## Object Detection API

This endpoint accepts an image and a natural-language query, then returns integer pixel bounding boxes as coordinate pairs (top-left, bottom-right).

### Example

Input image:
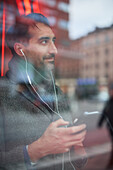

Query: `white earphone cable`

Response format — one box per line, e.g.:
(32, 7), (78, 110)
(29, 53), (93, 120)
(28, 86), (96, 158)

(21, 49), (75, 170)
(20, 49), (63, 119)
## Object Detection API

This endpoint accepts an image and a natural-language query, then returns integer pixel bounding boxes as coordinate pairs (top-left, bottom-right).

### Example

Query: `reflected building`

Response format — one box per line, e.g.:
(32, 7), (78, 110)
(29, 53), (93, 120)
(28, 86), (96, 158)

(72, 25), (113, 86)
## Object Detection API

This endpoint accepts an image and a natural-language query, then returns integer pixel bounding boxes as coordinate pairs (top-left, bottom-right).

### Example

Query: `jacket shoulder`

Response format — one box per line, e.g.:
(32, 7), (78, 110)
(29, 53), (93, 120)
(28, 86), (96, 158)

(0, 77), (16, 99)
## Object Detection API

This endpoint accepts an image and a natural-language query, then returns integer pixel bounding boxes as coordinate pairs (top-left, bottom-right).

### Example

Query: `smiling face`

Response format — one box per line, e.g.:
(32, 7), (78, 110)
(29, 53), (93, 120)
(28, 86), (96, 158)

(22, 22), (57, 73)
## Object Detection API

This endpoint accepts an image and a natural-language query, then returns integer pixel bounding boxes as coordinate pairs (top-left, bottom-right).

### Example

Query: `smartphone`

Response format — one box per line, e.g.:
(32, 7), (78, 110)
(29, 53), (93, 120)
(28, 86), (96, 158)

(67, 118), (84, 127)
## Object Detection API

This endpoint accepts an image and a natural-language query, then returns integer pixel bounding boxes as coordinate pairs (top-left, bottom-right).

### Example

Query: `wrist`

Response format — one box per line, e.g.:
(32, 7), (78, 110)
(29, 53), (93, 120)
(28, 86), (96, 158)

(28, 138), (48, 162)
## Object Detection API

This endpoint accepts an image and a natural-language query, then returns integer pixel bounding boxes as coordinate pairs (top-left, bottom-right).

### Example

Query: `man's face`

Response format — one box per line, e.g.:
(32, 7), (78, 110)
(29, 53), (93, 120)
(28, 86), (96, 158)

(22, 22), (57, 72)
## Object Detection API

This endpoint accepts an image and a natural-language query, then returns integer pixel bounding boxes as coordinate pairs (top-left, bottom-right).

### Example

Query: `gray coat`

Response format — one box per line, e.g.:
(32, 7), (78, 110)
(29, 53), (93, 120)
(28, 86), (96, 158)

(0, 54), (87, 170)
(0, 77), (87, 170)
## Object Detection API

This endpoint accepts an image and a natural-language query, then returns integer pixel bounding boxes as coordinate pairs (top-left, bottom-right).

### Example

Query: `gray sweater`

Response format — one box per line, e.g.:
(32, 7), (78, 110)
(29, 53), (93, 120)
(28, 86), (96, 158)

(0, 57), (87, 169)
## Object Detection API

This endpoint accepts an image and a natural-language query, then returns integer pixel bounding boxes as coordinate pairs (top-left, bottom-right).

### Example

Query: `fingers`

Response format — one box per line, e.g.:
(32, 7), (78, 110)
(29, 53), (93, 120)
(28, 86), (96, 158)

(65, 124), (86, 135)
(52, 119), (69, 127)
(63, 131), (86, 148)
(65, 130), (86, 144)
(69, 130), (86, 142)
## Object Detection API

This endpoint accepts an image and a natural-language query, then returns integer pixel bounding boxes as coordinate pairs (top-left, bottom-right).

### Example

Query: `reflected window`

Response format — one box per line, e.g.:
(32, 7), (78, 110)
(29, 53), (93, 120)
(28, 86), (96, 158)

(58, 2), (69, 12)
(96, 37), (100, 45)
(105, 61), (109, 68)
(41, 0), (56, 7)
(61, 40), (70, 46)
(95, 50), (99, 56)
(82, 40), (89, 47)
(58, 19), (68, 30)
(105, 35), (110, 42)
(105, 73), (108, 79)
(48, 16), (56, 26)
(105, 48), (109, 55)
(95, 63), (99, 69)
(86, 65), (89, 70)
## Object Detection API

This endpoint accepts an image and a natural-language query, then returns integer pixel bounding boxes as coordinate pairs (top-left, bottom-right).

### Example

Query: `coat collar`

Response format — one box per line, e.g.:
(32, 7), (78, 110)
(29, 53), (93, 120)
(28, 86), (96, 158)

(16, 83), (55, 121)
(6, 55), (57, 120)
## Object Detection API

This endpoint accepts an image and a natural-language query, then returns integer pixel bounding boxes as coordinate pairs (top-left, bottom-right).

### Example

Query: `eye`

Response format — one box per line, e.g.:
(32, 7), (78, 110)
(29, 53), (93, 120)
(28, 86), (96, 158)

(41, 40), (48, 44)
(53, 39), (56, 44)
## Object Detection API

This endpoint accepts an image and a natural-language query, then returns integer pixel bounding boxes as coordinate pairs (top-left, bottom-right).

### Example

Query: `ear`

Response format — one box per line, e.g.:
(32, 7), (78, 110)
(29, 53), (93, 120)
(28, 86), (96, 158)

(14, 43), (24, 56)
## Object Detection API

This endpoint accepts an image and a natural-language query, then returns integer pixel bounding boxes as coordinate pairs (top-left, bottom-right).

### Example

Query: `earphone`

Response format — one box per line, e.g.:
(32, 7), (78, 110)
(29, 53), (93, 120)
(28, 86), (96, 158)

(20, 49), (32, 85)
(20, 48), (24, 55)
(20, 49), (63, 118)
(20, 48), (76, 170)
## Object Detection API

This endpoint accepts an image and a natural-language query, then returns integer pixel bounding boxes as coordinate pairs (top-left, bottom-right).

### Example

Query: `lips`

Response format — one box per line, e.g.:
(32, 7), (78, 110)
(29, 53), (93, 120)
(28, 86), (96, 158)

(43, 54), (55, 60)
(45, 59), (54, 65)
(43, 55), (55, 63)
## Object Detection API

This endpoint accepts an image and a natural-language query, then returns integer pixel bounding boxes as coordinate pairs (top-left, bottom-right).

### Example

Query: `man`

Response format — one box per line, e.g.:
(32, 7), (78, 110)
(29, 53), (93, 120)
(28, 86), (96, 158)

(0, 13), (87, 170)
(98, 83), (113, 169)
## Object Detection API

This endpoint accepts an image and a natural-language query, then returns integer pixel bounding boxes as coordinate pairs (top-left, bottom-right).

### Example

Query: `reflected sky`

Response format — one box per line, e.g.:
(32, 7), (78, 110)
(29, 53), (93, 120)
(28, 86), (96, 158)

(69, 0), (113, 39)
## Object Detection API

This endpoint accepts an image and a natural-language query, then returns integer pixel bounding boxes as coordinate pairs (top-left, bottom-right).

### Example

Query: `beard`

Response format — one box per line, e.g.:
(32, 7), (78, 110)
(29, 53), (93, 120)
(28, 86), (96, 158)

(27, 54), (55, 81)
(43, 54), (55, 72)
(45, 61), (55, 71)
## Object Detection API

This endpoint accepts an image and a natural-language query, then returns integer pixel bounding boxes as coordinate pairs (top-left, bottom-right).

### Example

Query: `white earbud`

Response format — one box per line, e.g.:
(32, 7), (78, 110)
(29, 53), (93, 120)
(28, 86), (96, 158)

(20, 49), (25, 56)
(20, 49), (31, 85)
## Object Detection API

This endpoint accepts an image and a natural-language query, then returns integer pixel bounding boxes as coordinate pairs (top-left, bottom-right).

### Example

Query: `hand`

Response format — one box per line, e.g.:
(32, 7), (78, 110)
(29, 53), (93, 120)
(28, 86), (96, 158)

(73, 142), (87, 157)
(28, 119), (86, 162)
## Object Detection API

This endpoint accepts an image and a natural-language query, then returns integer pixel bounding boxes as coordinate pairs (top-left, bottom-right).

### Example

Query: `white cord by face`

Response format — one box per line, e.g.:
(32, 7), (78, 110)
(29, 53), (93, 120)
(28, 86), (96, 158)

(20, 49), (75, 170)
(20, 49), (63, 119)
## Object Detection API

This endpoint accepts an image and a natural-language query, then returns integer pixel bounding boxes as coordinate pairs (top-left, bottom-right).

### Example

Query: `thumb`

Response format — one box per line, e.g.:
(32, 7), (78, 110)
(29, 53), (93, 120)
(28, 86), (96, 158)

(53, 119), (69, 127)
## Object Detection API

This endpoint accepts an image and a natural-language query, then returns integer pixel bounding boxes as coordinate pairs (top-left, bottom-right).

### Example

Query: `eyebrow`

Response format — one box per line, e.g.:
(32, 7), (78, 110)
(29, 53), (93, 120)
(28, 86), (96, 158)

(39, 36), (56, 41)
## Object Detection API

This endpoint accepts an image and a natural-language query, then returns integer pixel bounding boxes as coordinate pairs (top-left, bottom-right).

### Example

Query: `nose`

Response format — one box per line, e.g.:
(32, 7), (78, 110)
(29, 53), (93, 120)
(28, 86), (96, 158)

(49, 42), (58, 55)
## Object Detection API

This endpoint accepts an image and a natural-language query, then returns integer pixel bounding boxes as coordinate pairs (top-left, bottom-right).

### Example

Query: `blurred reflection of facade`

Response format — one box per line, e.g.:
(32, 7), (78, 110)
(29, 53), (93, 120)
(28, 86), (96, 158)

(39, 0), (69, 46)
(72, 25), (113, 87)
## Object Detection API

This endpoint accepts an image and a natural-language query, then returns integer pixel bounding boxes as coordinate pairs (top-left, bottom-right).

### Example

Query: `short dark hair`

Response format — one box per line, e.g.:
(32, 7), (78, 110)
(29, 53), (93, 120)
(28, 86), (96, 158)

(6, 13), (50, 55)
